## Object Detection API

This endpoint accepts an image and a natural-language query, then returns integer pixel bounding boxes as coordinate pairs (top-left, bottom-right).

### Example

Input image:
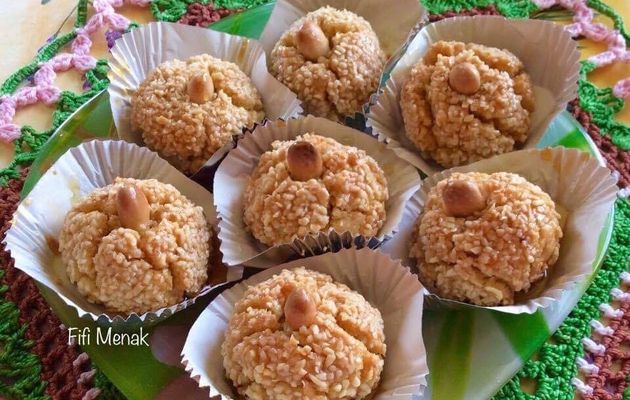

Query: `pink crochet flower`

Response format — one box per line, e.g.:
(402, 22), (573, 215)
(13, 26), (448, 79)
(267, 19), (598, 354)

(0, 0), (148, 144)
(533, 0), (630, 99)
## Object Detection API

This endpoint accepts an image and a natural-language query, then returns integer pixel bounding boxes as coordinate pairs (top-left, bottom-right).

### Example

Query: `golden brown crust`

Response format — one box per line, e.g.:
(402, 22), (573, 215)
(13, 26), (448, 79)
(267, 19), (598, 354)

(222, 267), (385, 399)
(131, 54), (264, 174)
(400, 41), (535, 168)
(409, 172), (562, 306)
(59, 178), (211, 314)
(270, 7), (385, 120)
(243, 134), (388, 246)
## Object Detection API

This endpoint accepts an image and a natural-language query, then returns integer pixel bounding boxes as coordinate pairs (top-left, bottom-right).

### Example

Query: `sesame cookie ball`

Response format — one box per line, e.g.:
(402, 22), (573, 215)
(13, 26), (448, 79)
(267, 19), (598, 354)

(400, 41), (535, 168)
(58, 178), (211, 314)
(222, 267), (386, 399)
(409, 172), (562, 306)
(270, 7), (386, 121)
(243, 134), (389, 246)
(131, 54), (264, 174)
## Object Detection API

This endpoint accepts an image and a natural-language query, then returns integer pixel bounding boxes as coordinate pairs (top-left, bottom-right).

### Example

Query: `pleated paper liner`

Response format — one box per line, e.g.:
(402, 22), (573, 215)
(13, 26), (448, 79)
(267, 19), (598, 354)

(108, 21), (303, 175)
(258, 0), (427, 62)
(4, 140), (243, 328)
(181, 247), (428, 399)
(382, 147), (617, 314)
(366, 16), (581, 175)
(213, 116), (422, 267)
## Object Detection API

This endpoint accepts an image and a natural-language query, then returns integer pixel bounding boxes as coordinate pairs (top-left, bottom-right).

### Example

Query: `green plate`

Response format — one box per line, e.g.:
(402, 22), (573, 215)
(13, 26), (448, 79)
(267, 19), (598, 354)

(22, 5), (614, 400)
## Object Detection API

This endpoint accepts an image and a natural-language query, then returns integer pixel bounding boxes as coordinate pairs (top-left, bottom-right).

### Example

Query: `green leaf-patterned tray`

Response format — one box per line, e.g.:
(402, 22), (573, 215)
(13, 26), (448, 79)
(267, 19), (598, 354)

(21, 5), (614, 400)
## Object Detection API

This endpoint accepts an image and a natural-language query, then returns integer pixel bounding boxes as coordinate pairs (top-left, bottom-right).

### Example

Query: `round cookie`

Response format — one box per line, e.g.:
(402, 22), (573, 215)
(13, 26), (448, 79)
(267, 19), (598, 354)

(409, 172), (562, 306)
(222, 267), (386, 399)
(243, 134), (389, 246)
(270, 6), (385, 121)
(131, 54), (264, 174)
(400, 41), (535, 168)
(59, 178), (211, 314)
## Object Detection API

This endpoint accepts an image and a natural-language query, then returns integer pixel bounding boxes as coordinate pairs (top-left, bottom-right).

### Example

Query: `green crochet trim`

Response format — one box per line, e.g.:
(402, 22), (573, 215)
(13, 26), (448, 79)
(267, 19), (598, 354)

(0, 0), (92, 185)
(150, 0), (268, 22)
(587, 0), (630, 42)
(579, 61), (630, 150)
(150, 0), (194, 21)
(0, 271), (48, 400)
(422, 0), (538, 18)
(0, 60), (110, 186)
(76, 0), (89, 27)
(0, 31), (76, 96)
(495, 198), (630, 400)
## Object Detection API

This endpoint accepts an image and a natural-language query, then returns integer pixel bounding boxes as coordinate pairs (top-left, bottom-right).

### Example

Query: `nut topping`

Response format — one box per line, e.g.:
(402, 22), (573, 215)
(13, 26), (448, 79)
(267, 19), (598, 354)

(187, 71), (214, 104)
(448, 62), (481, 95)
(442, 179), (486, 217)
(286, 141), (324, 181)
(296, 20), (330, 61)
(284, 287), (317, 330)
(117, 185), (150, 230)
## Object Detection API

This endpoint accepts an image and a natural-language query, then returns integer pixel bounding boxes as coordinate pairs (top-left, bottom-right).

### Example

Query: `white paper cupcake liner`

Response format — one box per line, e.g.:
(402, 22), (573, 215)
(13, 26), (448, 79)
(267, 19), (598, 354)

(381, 147), (617, 314)
(366, 16), (581, 175)
(213, 116), (422, 267)
(4, 140), (243, 327)
(258, 0), (427, 61)
(108, 21), (303, 173)
(181, 247), (428, 399)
